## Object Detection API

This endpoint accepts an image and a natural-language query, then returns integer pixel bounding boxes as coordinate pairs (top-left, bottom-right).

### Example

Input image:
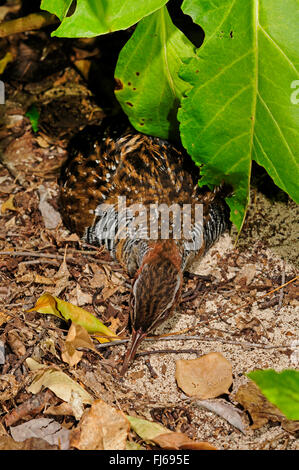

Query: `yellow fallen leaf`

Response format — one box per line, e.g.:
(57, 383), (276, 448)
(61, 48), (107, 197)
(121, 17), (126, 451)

(127, 415), (216, 450)
(126, 415), (169, 442)
(26, 358), (93, 404)
(1, 194), (18, 214)
(27, 293), (118, 343)
(175, 352), (233, 399)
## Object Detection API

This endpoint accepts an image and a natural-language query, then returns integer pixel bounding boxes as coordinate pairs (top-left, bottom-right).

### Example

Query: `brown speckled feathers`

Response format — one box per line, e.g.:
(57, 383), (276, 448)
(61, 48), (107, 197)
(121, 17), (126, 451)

(59, 118), (230, 374)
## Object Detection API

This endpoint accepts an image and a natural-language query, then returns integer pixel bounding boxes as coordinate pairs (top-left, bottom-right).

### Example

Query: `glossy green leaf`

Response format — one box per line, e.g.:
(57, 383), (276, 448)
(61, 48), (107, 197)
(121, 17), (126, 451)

(25, 105), (40, 133)
(248, 369), (299, 421)
(115, 6), (196, 139)
(42, 0), (168, 38)
(40, 0), (73, 21)
(179, 0), (299, 229)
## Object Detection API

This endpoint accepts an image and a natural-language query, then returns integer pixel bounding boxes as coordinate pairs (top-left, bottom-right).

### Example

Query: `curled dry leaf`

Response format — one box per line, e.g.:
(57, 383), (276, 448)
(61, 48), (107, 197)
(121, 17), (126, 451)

(38, 185), (62, 230)
(26, 358), (93, 405)
(27, 293), (118, 342)
(176, 352), (233, 399)
(193, 398), (246, 434)
(70, 399), (129, 450)
(61, 322), (100, 367)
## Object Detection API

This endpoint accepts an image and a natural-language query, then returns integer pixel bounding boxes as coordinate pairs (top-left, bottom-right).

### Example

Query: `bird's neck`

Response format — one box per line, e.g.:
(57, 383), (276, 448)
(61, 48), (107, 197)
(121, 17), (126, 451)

(138, 239), (182, 274)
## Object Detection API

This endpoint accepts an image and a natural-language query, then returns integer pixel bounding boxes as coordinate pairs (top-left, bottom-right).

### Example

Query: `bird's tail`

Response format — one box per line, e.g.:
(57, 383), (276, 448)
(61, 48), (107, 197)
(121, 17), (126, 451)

(119, 328), (147, 376)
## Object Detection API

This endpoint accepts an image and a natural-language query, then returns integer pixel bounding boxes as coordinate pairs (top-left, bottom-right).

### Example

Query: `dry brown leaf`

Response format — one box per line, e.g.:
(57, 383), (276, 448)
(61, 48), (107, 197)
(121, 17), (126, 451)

(7, 330), (26, 357)
(45, 393), (85, 421)
(34, 274), (55, 285)
(0, 435), (58, 450)
(61, 342), (83, 367)
(176, 352), (233, 399)
(153, 432), (217, 450)
(47, 258), (71, 296)
(10, 417), (70, 450)
(1, 194), (18, 214)
(75, 284), (93, 306)
(235, 381), (299, 431)
(61, 323), (99, 367)
(70, 399), (129, 450)
(44, 402), (74, 417)
(38, 185), (62, 230)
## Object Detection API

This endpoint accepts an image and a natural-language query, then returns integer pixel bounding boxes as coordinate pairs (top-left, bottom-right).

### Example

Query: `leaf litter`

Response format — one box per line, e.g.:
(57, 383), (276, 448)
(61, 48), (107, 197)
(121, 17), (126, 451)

(0, 9), (298, 451)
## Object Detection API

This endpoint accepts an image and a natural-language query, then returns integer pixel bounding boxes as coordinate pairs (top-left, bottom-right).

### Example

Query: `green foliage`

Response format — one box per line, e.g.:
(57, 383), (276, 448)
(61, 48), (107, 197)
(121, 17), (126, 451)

(178, 0), (299, 229)
(40, 0), (299, 230)
(248, 369), (299, 421)
(41, 0), (168, 37)
(40, 0), (73, 21)
(115, 6), (195, 140)
(25, 105), (40, 133)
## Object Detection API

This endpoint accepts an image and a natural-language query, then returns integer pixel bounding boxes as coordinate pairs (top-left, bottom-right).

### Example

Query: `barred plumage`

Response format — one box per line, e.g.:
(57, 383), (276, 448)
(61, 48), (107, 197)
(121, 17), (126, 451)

(59, 118), (231, 374)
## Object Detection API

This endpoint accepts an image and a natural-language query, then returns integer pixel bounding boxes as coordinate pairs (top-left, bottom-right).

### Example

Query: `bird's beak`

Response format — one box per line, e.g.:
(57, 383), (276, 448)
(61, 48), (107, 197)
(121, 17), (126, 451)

(119, 327), (147, 376)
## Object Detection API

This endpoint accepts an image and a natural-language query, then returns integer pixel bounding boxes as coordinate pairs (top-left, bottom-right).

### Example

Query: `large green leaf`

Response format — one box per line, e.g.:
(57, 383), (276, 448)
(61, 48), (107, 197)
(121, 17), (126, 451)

(41, 0), (168, 38)
(115, 6), (196, 139)
(248, 369), (299, 421)
(178, 0), (299, 229)
(41, 0), (73, 21)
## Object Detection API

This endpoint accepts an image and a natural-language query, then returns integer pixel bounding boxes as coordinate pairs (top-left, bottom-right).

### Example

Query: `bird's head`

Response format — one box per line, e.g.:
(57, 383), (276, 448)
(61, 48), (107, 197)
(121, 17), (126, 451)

(120, 240), (182, 375)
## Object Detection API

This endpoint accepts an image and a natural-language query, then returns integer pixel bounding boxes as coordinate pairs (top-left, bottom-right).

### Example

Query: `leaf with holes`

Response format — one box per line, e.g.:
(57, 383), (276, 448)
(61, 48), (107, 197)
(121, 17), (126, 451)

(41, 0), (168, 38)
(178, 0), (299, 230)
(115, 5), (196, 140)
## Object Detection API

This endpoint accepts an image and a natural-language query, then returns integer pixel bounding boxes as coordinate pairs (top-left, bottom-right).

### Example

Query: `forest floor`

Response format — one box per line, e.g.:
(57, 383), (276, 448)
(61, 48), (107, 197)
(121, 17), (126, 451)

(0, 5), (298, 451)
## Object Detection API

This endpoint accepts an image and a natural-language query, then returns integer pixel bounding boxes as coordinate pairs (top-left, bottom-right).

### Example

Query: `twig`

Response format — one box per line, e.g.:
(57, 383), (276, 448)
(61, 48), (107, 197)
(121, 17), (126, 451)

(0, 250), (113, 265)
(138, 348), (200, 357)
(0, 12), (58, 37)
(277, 261), (286, 312)
(95, 334), (292, 350)
(144, 358), (158, 378)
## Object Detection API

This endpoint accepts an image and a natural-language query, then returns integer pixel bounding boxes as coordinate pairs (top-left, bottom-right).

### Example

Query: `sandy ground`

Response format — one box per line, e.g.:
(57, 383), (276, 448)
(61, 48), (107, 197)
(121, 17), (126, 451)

(70, 192), (299, 450)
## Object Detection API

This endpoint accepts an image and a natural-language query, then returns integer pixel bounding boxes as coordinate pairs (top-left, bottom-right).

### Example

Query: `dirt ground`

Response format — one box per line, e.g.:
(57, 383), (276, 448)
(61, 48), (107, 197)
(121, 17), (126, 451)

(0, 7), (298, 451)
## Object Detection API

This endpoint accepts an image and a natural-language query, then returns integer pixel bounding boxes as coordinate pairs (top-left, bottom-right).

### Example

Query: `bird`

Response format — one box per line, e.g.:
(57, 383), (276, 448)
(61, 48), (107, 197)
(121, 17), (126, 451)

(58, 117), (231, 375)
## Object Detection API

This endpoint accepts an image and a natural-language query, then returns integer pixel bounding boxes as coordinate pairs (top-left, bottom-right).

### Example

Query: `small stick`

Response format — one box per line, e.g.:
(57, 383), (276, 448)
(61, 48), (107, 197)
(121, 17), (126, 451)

(95, 334), (291, 350)
(0, 12), (58, 37)
(144, 358), (158, 378)
(277, 261), (286, 312)
(0, 250), (113, 265)
(138, 348), (200, 357)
